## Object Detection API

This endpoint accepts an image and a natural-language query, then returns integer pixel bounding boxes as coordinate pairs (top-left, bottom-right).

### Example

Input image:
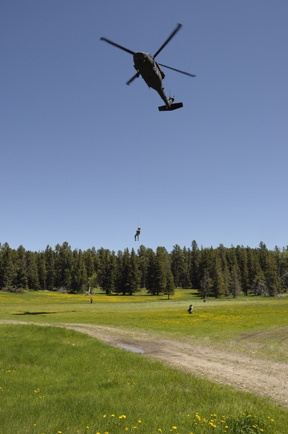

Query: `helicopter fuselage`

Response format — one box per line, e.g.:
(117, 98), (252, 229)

(133, 52), (170, 107)
(133, 53), (164, 89)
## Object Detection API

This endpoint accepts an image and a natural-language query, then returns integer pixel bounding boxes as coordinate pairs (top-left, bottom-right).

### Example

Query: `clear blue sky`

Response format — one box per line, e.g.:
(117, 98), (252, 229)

(1, 0), (288, 252)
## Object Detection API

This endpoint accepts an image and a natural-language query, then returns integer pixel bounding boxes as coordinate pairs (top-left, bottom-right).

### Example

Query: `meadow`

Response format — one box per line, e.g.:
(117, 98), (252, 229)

(0, 289), (288, 433)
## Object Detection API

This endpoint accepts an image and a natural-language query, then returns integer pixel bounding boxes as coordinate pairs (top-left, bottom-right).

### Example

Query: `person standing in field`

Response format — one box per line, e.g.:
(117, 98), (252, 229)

(188, 304), (194, 314)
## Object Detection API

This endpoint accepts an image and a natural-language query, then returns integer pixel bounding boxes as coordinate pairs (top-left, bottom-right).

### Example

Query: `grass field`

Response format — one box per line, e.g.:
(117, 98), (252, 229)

(1, 289), (287, 361)
(0, 290), (288, 433)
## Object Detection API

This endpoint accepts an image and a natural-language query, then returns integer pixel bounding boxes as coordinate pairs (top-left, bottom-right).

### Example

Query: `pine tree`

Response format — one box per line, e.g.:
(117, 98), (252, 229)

(26, 251), (40, 290)
(217, 244), (230, 295)
(0, 243), (16, 288)
(236, 246), (249, 295)
(190, 240), (200, 288)
(229, 262), (242, 298)
(164, 265), (175, 299)
(128, 249), (141, 295)
(258, 242), (281, 295)
(54, 242), (73, 291)
(137, 245), (149, 289)
(88, 272), (98, 292)
(199, 268), (213, 300)
(264, 252), (282, 295)
(145, 249), (157, 295)
(37, 252), (47, 290)
(97, 248), (116, 295)
(71, 249), (88, 293)
(170, 244), (190, 288)
(83, 248), (96, 279)
(279, 247), (288, 289)
(182, 246), (192, 287)
(15, 245), (28, 289)
(44, 245), (55, 291)
(147, 247), (173, 296)
(211, 253), (225, 298)
(115, 248), (140, 295)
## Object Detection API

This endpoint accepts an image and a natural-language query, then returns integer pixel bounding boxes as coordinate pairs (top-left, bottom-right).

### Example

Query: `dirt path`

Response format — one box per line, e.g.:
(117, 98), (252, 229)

(1, 320), (288, 408)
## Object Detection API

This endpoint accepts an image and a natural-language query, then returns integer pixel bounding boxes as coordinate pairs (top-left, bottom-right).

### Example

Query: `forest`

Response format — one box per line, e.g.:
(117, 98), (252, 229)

(1, 241), (288, 298)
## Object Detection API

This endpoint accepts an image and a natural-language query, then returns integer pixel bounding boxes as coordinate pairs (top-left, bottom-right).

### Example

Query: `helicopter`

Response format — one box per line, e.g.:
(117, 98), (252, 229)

(100, 23), (196, 111)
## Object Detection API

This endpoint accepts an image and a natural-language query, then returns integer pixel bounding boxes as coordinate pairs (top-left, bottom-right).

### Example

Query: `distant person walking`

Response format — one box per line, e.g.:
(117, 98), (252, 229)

(188, 304), (194, 314)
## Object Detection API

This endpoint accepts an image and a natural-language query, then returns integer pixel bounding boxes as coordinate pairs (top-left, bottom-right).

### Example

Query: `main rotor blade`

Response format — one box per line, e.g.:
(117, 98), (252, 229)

(158, 63), (196, 77)
(153, 23), (182, 58)
(100, 37), (135, 55)
(126, 72), (140, 85)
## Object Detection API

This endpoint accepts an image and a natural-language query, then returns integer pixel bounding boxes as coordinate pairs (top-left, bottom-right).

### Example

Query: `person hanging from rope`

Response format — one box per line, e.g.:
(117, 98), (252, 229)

(134, 227), (141, 241)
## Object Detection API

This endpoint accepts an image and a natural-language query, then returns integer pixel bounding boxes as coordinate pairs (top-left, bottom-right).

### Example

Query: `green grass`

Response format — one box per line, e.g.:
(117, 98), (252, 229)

(0, 325), (286, 434)
(0, 290), (288, 433)
(1, 290), (288, 361)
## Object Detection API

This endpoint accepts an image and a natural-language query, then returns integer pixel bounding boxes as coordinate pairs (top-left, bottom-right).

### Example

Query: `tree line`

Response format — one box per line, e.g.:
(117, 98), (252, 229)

(1, 241), (288, 297)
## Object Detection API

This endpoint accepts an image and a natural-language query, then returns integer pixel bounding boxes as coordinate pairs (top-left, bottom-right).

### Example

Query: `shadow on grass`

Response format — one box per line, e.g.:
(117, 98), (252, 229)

(13, 311), (58, 315)
(13, 311), (76, 316)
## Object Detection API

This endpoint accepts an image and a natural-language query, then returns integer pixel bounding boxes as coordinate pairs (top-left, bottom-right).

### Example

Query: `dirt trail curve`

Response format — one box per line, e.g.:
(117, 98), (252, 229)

(1, 320), (288, 408)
